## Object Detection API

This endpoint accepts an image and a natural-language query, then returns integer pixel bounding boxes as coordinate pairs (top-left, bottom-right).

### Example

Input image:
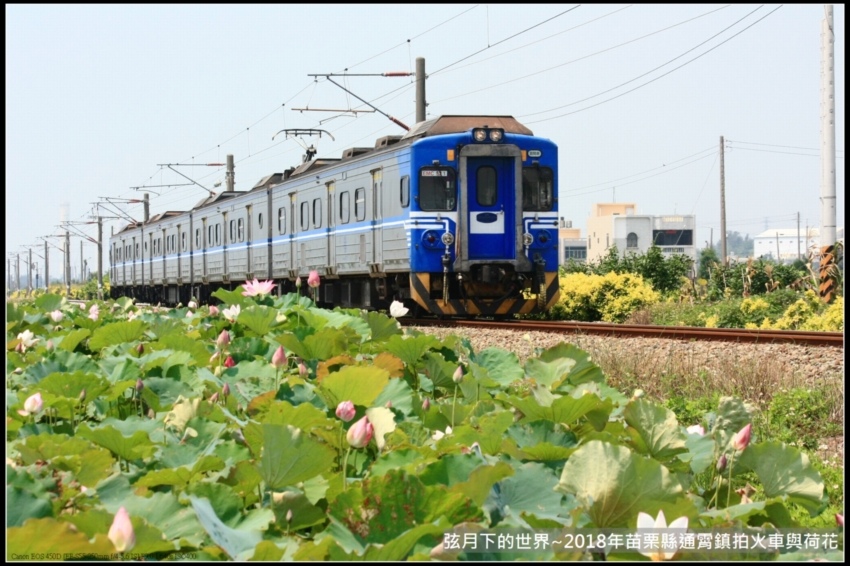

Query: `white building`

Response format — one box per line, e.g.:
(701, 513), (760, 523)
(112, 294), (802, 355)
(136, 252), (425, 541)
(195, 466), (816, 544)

(753, 227), (844, 263)
(586, 203), (697, 264)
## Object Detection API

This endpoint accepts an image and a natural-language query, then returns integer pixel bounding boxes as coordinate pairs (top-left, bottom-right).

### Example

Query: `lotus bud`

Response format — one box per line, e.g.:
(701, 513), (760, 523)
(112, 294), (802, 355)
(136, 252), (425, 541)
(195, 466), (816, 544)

(224, 355), (236, 369)
(216, 330), (231, 349)
(222, 382), (231, 398)
(108, 506), (136, 553)
(78, 389), (87, 403)
(298, 360), (308, 377)
(307, 270), (320, 288)
(209, 392), (220, 404)
(731, 423), (752, 451)
(209, 351), (220, 364)
(46, 339), (54, 352)
(136, 343), (144, 355)
(147, 408), (155, 419)
(209, 305), (220, 316)
(836, 513), (844, 527)
(272, 345), (287, 369)
(452, 366), (463, 384)
(286, 509), (293, 524)
(346, 416), (373, 449)
(21, 392), (44, 416)
(716, 454), (727, 472)
(50, 310), (64, 323)
(135, 378), (144, 393)
(335, 400), (355, 422)
(422, 397), (431, 411)
(214, 366), (222, 377)
(385, 400), (393, 408)
(188, 300), (197, 310)
(631, 389), (645, 400)
(295, 277), (302, 289)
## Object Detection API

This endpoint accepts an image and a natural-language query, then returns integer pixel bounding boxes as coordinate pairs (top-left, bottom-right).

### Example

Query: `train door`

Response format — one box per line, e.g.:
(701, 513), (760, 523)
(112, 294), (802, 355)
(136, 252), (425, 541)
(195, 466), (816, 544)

(245, 205), (253, 277)
(371, 169), (382, 270)
(465, 156), (516, 260)
(326, 182), (335, 273)
(288, 192), (297, 277)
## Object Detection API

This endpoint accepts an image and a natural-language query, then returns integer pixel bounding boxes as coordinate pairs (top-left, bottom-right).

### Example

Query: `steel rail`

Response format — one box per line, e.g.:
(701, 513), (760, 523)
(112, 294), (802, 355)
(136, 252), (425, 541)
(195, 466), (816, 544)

(402, 318), (845, 348)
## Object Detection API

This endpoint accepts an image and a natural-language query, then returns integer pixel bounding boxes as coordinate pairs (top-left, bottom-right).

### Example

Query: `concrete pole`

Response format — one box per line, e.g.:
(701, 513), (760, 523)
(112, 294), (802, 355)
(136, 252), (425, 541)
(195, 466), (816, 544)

(820, 5), (836, 248)
(28, 248), (33, 296)
(719, 136), (727, 265)
(65, 230), (71, 297)
(44, 239), (49, 290)
(416, 57), (426, 123)
(226, 154), (235, 192)
(98, 216), (103, 299)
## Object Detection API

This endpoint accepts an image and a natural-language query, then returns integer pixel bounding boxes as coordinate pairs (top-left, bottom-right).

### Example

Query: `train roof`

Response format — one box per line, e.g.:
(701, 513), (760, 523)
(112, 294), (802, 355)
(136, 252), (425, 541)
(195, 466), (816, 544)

(402, 115), (534, 139)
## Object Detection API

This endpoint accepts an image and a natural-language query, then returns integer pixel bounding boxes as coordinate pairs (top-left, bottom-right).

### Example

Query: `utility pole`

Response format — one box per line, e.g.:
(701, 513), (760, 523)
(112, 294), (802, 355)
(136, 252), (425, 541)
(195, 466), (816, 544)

(65, 230), (71, 297)
(80, 240), (84, 285)
(719, 136), (727, 265)
(144, 192), (150, 222)
(797, 212), (801, 261)
(16, 254), (21, 292)
(28, 247), (33, 296)
(44, 239), (49, 291)
(416, 57), (426, 123)
(97, 216), (103, 299)
(820, 5), (836, 249)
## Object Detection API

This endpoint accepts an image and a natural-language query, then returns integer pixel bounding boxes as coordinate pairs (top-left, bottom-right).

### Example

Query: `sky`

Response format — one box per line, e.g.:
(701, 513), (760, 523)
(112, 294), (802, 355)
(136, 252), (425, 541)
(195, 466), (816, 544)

(6, 4), (845, 285)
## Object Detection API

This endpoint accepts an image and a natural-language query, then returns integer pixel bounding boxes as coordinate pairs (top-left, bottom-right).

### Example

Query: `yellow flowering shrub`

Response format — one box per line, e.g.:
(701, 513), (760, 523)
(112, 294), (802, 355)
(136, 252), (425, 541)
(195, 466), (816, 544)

(800, 297), (844, 331)
(704, 315), (720, 328)
(773, 290), (825, 330)
(740, 297), (770, 315)
(557, 272), (659, 322)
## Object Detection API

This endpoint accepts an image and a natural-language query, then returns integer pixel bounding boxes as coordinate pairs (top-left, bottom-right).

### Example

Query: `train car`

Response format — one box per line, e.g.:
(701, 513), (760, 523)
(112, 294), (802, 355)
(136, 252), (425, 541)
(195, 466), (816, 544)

(110, 115), (559, 316)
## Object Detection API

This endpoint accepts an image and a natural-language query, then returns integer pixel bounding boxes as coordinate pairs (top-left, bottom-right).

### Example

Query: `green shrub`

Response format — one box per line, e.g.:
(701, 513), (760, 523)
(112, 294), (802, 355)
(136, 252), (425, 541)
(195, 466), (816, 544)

(763, 387), (842, 451)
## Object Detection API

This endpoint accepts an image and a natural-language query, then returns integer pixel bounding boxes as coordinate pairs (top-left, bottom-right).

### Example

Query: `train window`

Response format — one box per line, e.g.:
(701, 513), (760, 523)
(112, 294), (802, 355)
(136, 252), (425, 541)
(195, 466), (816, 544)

(419, 167), (456, 211)
(313, 199), (322, 228)
(229, 220), (235, 242)
(355, 188), (366, 221)
(300, 202), (309, 231)
(135, 244), (139, 257)
(400, 176), (409, 208)
(277, 207), (286, 234)
(237, 218), (244, 242)
(339, 191), (350, 224)
(258, 213), (263, 230)
(208, 226), (213, 245)
(181, 232), (186, 251)
(215, 224), (221, 246)
(476, 166), (497, 206)
(195, 228), (201, 248)
(522, 166), (554, 211)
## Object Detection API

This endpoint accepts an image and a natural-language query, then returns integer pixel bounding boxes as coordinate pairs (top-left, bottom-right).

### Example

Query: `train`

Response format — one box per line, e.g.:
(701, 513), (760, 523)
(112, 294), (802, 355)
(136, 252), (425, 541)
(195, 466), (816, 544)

(109, 115), (559, 317)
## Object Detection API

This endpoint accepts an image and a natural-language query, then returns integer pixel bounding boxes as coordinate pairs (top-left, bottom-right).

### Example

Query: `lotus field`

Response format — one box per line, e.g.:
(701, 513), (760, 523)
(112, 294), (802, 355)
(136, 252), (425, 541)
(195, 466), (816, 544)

(6, 280), (844, 561)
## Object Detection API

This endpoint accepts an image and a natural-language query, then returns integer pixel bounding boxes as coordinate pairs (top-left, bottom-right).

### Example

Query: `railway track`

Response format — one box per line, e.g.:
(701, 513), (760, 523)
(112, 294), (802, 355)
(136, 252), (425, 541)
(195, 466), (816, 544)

(402, 318), (845, 348)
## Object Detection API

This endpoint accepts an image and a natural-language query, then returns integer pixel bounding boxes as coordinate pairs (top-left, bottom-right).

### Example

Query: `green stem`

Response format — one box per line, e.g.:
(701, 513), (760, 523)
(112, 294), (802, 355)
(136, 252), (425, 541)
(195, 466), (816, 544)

(451, 385), (458, 429)
(726, 452), (736, 509)
(342, 447), (352, 492)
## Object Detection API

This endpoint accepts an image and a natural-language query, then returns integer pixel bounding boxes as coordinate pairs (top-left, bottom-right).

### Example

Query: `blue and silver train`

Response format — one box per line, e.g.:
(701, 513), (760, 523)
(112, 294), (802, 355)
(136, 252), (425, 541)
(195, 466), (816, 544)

(109, 115), (559, 316)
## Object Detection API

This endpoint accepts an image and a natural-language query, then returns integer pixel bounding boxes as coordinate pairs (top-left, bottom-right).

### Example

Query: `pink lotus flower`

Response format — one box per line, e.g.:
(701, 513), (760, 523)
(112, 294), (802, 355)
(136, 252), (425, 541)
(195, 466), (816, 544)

(50, 310), (64, 323)
(222, 382), (230, 397)
(346, 416), (373, 448)
(188, 300), (198, 309)
(216, 330), (231, 349)
(16, 329), (39, 352)
(224, 355), (236, 368)
(18, 392), (43, 416)
(242, 278), (276, 297)
(88, 304), (99, 321)
(271, 345), (287, 369)
(209, 305), (220, 316)
(636, 510), (689, 561)
(307, 270), (320, 288)
(222, 304), (241, 323)
(298, 360), (308, 377)
(731, 423), (752, 451)
(836, 513), (844, 527)
(686, 424), (705, 436)
(335, 400), (356, 422)
(108, 506), (136, 553)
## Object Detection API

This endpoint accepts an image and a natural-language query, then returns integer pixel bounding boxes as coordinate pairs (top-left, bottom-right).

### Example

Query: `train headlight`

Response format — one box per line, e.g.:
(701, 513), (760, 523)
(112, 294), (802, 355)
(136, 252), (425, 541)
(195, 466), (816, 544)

(441, 232), (455, 246)
(473, 129), (487, 142)
(523, 232), (534, 246)
(489, 129), (503, 142)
